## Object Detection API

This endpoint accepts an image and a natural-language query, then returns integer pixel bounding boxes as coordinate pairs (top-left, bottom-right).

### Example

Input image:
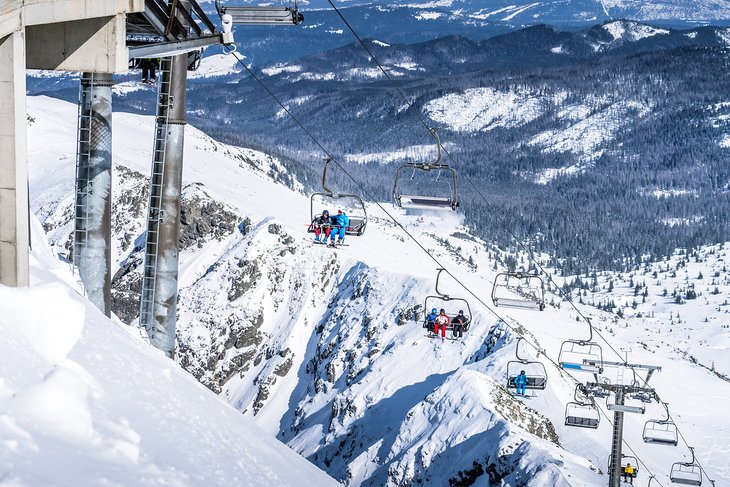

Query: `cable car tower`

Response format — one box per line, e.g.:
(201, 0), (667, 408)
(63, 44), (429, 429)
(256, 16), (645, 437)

(584, 358), (662, 487)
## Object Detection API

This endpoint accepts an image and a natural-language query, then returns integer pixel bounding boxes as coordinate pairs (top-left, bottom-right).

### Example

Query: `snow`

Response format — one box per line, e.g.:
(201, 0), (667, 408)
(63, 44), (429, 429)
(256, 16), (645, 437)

(529, 99), (651, 165)
(501, 2), (540, 21)
(188, 54), (242, 79)
(14, 94), (730, 486)
(640, 188), (699, 198)
(551, 45), (565, 54)
(424, 87), (566, 132)
(344, 143), (445, 164)
(261, 64), (303, 76)
(415, 11), (443, 20)
(602, 21), (669, 41)
(372, 40), (390, 47)
(0, 251), (338, 486)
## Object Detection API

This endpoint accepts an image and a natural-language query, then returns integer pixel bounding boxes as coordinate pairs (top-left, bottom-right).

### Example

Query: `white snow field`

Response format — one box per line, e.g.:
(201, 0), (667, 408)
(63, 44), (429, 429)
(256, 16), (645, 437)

(10, 94), (730, 486)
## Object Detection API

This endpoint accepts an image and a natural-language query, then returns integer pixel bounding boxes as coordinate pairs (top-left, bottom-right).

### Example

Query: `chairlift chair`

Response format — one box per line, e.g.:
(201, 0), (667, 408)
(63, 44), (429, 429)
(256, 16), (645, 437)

(609, 455), (639, 482)
(559, 320), (604, 375)
(393, 129), (459, 211)
(670, 447), (703, 486)
(491, 271), (545, 311)
(643, 402), (679, 446)
(506, 337), (547, 391)
(606, 391), (646, 414)
(308, 158), (367, 236)
(215, 0), (304, 25)
(421, 269), (472, 332)
(564, 385), (600, 429)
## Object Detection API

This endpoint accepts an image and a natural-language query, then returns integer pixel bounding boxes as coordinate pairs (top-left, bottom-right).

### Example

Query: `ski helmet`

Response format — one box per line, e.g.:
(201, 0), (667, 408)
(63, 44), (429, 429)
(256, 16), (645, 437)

(520, 370), (525, 374)
(431, 308), (437, 313)
(439, 308), (445, 313)
(458, 310), (464, 315)
(338, 209), (343, 214)
(323, 210), (329, 215)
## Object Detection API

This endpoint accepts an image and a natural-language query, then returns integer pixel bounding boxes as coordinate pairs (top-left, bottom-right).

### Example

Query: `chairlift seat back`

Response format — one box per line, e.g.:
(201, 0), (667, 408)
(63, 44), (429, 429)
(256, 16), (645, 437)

(565, 415), (599, 429)
(643, 421), (678, 445)
(670, 463), (702, 485)
(493, 297), (544, 311)
(507, 375), (546, 390)
(399, 195), (457, 211)
(607, 403), (645, 414)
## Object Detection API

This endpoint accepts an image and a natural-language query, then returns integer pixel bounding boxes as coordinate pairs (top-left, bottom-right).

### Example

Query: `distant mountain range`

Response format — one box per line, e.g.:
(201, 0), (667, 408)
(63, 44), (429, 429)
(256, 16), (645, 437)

(216, 0), (730, 63)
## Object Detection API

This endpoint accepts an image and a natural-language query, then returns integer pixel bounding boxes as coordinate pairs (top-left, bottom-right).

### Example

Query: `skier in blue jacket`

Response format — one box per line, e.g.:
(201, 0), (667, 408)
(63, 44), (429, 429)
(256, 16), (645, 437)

(425, 308), (438, 330)
(514, 370), (529, 396)
(329, 209), (349, 246)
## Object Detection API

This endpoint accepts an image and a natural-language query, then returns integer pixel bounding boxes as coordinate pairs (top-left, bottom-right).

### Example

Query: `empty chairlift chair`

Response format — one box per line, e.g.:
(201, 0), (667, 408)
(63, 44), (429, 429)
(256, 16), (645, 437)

(559, 319), (604, 376)
(506, 337), (547, 393)
(670, 447), (703, 486)
(643, 402), (679, 446)
(564, 385), (600, 429)
(215, 0), (304, 25)
(309, 158), (367, 237)
(393, 129), (459, 211)
(421, 268), (472, 333)
(491, 271), (546, 311)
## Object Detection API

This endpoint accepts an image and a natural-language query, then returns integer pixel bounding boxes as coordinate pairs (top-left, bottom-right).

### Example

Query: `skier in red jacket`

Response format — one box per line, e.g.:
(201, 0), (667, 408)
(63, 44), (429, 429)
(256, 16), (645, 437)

(433, 309), (450, 339)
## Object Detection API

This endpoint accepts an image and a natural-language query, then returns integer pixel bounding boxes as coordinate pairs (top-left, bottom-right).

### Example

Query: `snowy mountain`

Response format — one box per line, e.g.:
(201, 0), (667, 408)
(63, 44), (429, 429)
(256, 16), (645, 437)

(15, 95), (730, 485)
(216, 0), (730, 64)
(0, 230), (338, 484)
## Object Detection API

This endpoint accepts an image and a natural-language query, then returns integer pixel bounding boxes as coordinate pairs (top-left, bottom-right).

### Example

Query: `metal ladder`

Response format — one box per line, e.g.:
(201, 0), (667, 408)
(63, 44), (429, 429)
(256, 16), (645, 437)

(139, 58), (173, 330)
(73, 73), (94, 263)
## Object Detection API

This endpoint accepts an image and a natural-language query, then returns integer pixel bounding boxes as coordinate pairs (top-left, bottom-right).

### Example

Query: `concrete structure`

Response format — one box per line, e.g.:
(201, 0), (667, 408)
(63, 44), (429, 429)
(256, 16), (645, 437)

(0, 0), (142, 287)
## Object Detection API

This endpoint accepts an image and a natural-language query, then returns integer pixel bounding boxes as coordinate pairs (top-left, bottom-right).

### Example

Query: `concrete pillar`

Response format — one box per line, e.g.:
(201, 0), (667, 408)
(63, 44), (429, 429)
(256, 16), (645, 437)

(141, 54), (187, 358)
(74, 72), (113, 316)
(0, 30), (29, 287)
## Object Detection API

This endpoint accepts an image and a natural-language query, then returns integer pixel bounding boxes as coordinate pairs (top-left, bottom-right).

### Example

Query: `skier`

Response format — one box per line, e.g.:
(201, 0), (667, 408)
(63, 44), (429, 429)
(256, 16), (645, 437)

(433, 309), (450, 340)
(451, 310), (468, 339)
(514, 370), (529, 396)
(622, 464), (635, 484)
(140, 58), (159, 84)
(312, 210), (332, 243)
(329, 209), (349, 247)
(425, 307), (438, 331)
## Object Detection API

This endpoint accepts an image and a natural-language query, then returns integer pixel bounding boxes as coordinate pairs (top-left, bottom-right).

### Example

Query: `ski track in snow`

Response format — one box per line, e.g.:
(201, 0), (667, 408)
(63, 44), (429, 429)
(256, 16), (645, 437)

(10, 95), (730, 486)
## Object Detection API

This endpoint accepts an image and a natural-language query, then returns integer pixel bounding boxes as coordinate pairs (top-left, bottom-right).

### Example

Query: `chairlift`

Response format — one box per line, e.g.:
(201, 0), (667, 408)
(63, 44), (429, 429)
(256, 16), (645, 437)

(643, 402), (678, 446)
(393, 129), (459, 211)
(215, 0), (303, 25)
(606, 383), (647, 414)
(609, 455), (639, 482)
(506, 337), (547, 391)
(670, 447), (703, 486)
(491, 271), (545, 311)
(559, 319), (604, 375)
(420, 268), (472, 332)
(564, 385), (600, 429)
(308, 158), (367, 236)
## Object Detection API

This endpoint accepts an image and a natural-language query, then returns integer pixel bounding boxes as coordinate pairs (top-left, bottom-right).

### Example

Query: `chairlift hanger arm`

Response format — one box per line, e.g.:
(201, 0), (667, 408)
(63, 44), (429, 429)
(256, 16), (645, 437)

(216, 0), (304, 25)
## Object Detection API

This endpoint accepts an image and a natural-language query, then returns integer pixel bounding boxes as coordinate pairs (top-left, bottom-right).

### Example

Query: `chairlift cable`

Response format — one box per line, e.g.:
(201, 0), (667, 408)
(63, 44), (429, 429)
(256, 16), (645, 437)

(224, 46), (670, 484)
(326, 0), (628, 369)
(325, 2), (713, 478)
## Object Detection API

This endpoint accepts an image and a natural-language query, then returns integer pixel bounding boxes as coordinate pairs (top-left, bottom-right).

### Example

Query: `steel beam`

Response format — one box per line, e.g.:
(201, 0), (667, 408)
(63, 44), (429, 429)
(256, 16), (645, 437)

(74, 72), (113, 316)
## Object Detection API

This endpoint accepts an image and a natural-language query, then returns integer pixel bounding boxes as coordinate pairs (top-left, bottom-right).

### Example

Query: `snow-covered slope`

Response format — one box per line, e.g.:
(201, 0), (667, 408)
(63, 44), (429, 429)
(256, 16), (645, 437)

(0, 226), (338, 485)
(20, 95), (730, 486)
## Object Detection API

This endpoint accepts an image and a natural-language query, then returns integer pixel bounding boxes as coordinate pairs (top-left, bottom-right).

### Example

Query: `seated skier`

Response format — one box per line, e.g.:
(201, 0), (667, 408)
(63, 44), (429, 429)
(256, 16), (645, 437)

(514, 370), (529, 396)
(450, 310), (468, 339)
(312, 210), (331, 243)
(328, 209), (349, 247)
(425, 308), (438, 330)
